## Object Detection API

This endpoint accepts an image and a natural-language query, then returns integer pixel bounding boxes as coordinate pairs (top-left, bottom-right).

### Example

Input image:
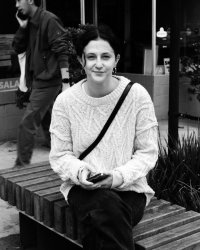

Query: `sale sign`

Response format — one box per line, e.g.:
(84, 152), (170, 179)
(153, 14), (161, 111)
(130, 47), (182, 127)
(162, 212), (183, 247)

(0, 78), (19, 92)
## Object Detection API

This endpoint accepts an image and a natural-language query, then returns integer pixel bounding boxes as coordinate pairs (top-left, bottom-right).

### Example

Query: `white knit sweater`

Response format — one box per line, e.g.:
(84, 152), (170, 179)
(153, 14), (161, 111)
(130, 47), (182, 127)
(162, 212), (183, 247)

(49, 76), (158, 206)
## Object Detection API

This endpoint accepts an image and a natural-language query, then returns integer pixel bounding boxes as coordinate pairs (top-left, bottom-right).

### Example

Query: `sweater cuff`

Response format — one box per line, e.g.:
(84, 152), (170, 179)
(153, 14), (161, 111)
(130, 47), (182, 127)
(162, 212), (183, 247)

(111, 170), (123, 189)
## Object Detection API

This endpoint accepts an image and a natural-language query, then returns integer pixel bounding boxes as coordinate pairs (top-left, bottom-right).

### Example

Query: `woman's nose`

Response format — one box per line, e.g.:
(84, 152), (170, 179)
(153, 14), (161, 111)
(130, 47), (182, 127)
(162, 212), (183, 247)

(95, 58), (103, 68)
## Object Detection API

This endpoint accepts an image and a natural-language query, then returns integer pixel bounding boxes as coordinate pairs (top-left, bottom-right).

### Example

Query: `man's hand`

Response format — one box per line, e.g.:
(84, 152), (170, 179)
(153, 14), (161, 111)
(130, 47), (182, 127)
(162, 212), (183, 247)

(16, 12), (28, 28)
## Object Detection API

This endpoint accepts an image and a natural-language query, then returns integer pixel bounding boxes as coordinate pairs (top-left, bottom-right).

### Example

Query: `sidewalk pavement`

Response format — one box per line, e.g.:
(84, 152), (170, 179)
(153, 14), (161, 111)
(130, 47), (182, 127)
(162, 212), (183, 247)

(0, 118), (199, 249)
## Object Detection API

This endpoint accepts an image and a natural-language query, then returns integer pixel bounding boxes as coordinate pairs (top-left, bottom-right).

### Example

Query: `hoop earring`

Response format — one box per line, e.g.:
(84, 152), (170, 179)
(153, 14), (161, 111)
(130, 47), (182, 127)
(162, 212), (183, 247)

(112, 67), (117, 74)
(81, 68), (86, 75)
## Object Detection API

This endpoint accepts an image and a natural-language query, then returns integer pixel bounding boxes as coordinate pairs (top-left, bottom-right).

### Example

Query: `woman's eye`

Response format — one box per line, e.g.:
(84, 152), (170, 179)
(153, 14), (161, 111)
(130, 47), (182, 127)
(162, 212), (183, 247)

(87, 56), (95, 60)
(102, 55), (110, 59)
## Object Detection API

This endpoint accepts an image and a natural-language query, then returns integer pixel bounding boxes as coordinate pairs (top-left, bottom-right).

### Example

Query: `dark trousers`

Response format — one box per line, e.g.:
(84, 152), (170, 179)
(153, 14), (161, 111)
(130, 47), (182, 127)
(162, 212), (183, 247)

(16, 85), (61, 166)
(68, 186), (146, 250)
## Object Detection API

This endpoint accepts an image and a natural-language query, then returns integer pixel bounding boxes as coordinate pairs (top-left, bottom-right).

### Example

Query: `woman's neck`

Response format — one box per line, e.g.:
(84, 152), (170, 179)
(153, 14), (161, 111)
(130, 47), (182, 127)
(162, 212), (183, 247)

(83, 76), (119, 98)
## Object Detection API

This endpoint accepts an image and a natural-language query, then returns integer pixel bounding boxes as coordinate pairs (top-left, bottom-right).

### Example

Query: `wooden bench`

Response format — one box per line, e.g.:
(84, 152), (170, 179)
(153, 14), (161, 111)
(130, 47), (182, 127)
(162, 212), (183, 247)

(1, 161), (200, 250)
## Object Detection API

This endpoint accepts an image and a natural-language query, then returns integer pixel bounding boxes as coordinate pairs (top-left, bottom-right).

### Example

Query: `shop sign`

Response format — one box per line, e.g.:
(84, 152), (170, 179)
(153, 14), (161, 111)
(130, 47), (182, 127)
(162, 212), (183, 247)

(0, 78), (19, 92)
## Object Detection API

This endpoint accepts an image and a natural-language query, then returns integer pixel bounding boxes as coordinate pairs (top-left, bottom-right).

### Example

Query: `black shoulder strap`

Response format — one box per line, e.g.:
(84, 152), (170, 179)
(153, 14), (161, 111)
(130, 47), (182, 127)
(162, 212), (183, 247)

(79, 81), (134, 160)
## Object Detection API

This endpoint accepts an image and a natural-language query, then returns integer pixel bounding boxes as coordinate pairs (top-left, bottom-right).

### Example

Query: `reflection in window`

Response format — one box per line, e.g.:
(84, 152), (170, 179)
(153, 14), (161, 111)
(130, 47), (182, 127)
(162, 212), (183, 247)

(156, 0), (200, 71)
(0, 2), (20, 79)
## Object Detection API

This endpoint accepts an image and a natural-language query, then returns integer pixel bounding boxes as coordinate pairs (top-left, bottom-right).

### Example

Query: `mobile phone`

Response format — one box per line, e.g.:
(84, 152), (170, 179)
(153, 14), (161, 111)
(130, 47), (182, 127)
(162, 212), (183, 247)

(17, 10), (28, 20)
(87, 173), (109, 184)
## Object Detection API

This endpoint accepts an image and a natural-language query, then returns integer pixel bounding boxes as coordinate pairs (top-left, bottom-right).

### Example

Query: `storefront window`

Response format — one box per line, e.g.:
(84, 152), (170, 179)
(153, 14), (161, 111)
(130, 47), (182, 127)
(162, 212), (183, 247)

(0, 1), (20, 84)
(156, 0), (200, 73)
(97, 0), (152, 74)
(46, 0), (81, 28)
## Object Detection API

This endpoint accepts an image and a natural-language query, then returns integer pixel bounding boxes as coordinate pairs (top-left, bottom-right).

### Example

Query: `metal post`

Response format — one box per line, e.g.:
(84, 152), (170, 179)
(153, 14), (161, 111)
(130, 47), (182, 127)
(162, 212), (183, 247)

(168, 0), (181, 148)
(80, 0), (85, 25)
(152, 0), (156, 76)
(93, 0), (98, 26)
(42, 0), (46, 9)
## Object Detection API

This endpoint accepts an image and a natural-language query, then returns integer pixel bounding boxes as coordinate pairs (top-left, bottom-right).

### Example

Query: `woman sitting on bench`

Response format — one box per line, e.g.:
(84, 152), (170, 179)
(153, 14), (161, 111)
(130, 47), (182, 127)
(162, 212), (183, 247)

(49, 25), (158, 250)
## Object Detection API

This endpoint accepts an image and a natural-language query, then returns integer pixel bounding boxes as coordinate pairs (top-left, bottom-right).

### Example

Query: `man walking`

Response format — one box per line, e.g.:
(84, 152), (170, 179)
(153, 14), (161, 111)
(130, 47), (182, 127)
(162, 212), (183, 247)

(13, 0), (70, 168)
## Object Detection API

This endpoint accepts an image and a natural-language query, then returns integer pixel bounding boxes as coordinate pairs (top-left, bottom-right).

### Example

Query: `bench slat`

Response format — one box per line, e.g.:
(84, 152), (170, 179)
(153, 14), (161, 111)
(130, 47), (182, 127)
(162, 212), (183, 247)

(16, 174), (59, 210)
(135, 219), (200, 250)
(139, 204), (185, 226)
(144, 199), (171, 214)
(152, 231), (200, 250)
(65, 206), (78, 240)
(133, 210), (200, 242)
(2, 169), (53, 201)
(54, 200), (68, 233)
(24, 180), (62, 216)
(33, 186), (61, 222)
(43, 193), (64, 228)
(7, 166), (51, 205)
(0, 164), (51, 200)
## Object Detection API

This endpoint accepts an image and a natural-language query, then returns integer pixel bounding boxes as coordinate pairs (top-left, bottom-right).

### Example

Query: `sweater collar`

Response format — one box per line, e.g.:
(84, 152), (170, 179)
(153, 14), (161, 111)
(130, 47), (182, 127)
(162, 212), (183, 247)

(72, 76), (131, 106)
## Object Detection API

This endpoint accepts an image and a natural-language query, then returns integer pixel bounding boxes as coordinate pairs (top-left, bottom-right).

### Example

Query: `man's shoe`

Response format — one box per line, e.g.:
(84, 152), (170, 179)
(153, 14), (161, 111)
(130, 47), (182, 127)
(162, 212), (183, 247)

(11, 164), (25, 170)
(12, 163), (30, 170)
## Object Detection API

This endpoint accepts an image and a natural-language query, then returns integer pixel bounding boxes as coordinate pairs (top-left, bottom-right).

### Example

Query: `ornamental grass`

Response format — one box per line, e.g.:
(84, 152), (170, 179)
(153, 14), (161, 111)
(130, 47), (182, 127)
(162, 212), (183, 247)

(149, 132), (200, 212)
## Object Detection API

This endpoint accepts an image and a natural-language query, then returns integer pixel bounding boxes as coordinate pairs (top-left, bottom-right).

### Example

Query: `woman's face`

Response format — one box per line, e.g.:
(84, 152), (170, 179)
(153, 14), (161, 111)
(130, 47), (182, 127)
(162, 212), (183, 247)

(81, 39), (119, 84)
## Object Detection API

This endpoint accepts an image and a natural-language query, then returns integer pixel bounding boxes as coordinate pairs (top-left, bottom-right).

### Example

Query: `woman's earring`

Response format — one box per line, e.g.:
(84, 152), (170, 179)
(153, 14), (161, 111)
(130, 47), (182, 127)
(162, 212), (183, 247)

(81, 68), (86, 75)
(112, 67), (117, 74)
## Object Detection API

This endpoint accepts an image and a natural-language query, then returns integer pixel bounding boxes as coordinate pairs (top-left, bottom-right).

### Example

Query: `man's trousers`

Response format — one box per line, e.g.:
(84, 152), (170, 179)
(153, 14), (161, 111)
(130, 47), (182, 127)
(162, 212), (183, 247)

(16, 85), (61, 166)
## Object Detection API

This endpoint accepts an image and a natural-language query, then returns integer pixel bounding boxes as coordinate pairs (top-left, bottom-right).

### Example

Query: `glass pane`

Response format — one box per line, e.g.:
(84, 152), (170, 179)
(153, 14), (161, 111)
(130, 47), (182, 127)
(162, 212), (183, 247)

(180, 0), (200, 57)
(97, 0), (152, 74)
(0, 1), (20, 80)
(46, 0), (81, 28)
(85, 0), (94, 24)
(156, 0), (170, 71)
(156, 0), (200, 71)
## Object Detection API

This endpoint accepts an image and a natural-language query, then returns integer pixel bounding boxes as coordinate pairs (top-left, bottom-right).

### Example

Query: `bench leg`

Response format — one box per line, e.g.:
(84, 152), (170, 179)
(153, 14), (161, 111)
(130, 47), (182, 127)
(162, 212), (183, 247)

(19, 212), (81, 250)
(37, 223), (81, 250)
(19, 212), (37, 249)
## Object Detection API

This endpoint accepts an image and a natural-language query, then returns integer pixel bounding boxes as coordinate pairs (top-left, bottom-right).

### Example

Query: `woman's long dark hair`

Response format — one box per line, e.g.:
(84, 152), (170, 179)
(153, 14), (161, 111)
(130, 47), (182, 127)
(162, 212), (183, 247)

(76, 25), (121, 58)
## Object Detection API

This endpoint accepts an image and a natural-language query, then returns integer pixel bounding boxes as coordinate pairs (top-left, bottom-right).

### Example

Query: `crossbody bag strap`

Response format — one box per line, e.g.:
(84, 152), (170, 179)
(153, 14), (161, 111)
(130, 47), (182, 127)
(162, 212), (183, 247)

(79, 81), (134, 160)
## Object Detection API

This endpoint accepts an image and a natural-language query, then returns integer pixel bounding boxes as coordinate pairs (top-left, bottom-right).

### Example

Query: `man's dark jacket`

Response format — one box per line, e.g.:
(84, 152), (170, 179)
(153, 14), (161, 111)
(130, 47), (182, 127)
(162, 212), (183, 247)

(12, 8), (68, 88)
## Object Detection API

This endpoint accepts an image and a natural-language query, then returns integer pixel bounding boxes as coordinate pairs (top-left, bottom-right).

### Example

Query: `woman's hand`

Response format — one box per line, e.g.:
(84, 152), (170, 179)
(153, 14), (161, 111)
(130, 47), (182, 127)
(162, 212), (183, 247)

(78, 168), (113, 190)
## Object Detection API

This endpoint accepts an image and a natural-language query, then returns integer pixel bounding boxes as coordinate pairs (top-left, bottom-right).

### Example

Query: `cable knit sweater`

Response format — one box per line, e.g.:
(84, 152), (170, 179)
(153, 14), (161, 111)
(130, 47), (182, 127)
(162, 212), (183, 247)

(49, 76), (158, 206)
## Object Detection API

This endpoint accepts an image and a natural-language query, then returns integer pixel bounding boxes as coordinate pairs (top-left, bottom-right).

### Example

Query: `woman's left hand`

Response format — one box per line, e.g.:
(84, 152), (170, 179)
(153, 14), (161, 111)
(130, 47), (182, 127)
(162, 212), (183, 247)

(94, 171), (113, 189)
(79, 169), (113, 190)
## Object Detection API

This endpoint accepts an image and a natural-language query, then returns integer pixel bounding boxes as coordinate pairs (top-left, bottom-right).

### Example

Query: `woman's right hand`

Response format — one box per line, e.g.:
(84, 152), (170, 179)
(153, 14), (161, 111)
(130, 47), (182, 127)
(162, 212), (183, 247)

(78, 166), (100, 190)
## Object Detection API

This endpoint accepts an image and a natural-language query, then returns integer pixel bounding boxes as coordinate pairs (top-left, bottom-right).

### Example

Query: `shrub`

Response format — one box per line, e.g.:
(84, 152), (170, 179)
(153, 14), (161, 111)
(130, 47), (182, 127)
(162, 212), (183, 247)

(63, 24), (94, 84)
(180, 42), (200, 102)
(149, 133), (200, 212)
